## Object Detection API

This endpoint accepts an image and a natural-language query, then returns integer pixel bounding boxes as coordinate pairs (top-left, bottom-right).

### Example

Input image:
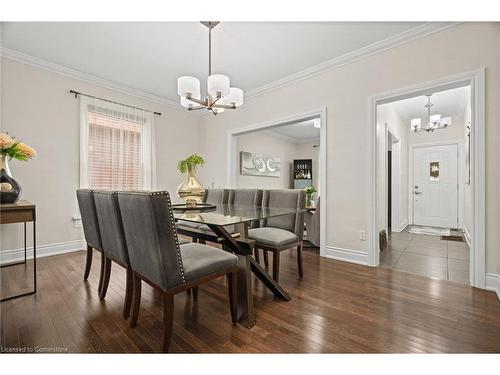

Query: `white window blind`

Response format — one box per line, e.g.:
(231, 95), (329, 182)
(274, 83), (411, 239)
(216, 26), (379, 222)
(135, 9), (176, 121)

(79, 96), (156, 190)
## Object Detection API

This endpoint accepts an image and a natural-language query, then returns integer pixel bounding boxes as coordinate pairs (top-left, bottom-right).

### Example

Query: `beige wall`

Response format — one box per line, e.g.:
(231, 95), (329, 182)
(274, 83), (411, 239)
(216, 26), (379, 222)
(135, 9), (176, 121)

(198, 23), (500, 274)
(235, 131), (296, 189)
(2, 23), (499, 281)
(0, 58), (200, 252)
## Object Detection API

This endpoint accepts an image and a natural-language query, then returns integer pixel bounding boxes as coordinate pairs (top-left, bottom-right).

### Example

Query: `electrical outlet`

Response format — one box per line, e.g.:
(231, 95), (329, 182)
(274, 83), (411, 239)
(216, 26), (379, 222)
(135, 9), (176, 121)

(72, 216), (82, 228)
(359, 230), (367, 241)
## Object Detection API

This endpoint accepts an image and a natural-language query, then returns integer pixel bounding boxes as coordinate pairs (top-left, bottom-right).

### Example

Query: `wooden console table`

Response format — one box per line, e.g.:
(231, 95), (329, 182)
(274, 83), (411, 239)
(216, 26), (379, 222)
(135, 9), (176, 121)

(0, 200), (36, 302)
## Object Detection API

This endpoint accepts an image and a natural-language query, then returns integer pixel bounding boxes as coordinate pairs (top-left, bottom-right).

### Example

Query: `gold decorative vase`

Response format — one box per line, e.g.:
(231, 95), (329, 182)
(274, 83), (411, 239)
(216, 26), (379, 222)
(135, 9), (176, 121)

(177, 167), (205, 207)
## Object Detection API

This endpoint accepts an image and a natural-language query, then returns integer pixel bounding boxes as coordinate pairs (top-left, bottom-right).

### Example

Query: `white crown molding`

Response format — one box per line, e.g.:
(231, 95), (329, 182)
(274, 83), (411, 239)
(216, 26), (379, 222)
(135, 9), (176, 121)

(245, 22), (461, 100)
(1, 22), (459, 112)
(263, 129), (320, 145)
(0, 46), (182, 110)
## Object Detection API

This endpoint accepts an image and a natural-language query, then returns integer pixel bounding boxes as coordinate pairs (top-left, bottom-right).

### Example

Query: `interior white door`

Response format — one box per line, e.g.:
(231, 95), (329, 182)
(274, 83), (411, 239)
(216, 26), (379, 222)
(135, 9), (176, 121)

(413, 143), (458, 228)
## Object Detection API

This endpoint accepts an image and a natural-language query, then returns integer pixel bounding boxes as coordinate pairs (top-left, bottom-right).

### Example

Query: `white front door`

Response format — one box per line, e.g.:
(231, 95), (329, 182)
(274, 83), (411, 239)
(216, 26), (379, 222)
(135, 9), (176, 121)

(412, 143), (458, 228)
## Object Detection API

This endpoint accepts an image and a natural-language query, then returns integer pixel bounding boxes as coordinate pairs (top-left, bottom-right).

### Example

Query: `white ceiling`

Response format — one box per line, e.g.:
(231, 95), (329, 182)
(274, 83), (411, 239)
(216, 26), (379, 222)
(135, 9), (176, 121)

(267, 119), (320, 143)
(1, 22), (425, 103)
(387, 85), (470, 123)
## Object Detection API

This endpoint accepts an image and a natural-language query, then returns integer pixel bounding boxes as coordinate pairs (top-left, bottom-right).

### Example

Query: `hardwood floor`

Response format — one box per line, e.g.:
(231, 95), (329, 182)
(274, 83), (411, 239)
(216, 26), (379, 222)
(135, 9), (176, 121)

(1, 244), (500, 353)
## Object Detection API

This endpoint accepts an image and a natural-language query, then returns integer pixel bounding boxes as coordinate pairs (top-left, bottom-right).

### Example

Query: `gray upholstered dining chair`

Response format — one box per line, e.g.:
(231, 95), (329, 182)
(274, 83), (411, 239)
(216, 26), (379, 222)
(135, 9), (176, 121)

(204, 188), (230, 205)
(248, 189), (306, 282)
(76, 189), (106, 293)
(117, 190), (238, 353)
(228, 188), (263, 206)
(197, 189), (263, 236)
(93, 190), (133, 319)
(176, 188), (230, 299)
(176, 188), (229, 239)
(304, 196), (320, 247)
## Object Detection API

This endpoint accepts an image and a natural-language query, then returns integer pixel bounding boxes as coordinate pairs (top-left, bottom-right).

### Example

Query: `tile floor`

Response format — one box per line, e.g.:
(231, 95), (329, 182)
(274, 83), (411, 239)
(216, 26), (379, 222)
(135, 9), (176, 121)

(380, 226), (470, 284)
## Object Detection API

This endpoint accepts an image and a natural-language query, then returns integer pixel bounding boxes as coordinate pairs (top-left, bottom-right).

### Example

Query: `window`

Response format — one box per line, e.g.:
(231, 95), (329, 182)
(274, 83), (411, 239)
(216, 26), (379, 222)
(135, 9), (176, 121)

(80, 97), (155, 190)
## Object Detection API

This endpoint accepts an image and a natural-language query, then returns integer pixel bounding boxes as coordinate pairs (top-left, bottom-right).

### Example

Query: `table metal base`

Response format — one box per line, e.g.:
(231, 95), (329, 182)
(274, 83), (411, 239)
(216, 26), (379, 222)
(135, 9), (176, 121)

(208, 222), (290, 328)
(1, 221), (36, 302)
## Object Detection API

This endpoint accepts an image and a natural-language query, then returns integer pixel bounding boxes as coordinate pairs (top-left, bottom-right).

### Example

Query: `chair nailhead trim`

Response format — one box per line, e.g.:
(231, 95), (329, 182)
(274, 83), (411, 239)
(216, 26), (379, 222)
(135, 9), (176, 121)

(163, 191), (186, 284)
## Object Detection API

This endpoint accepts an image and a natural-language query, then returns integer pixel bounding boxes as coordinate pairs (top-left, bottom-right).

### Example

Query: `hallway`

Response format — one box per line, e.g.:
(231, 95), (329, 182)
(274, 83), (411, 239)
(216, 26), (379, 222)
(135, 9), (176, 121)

(380, 227), (469, 284)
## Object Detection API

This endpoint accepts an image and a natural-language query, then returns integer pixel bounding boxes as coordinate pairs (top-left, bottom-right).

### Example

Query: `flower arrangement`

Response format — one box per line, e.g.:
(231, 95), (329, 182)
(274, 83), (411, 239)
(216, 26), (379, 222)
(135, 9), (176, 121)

(0, 133), (36, 161)
(304, 186), (317, 195)
(177, 154), (205, 174)
(304, 186), (317, 207)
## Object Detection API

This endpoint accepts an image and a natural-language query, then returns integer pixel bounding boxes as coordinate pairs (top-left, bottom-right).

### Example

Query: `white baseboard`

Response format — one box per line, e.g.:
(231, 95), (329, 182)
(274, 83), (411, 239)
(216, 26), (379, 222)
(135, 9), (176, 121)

(463, 226), (471, 248)
(0, 239), (85, 265)
(485, 273), (500, 302)
(325, 246), (368, 265)
(392, 219), (409, 233)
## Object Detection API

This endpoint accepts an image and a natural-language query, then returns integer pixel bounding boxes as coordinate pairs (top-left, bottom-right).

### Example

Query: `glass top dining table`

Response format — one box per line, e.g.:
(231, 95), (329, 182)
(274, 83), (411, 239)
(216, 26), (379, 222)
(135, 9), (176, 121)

(173, 204), (303, 226)
(174, 203), (305, 329)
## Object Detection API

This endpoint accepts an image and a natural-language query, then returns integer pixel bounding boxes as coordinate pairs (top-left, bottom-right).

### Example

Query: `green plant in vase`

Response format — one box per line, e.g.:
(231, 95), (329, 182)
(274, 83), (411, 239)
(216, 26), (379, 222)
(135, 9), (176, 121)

(304, 186), (317, 208)
(176, 154), (206, 207)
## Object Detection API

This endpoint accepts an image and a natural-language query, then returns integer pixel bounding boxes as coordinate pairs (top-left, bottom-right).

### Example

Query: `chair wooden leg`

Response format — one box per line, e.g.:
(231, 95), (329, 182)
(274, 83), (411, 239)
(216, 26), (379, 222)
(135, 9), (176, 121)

(130, 272), (142, 328)
(192, 287), (199, 301)
(162, 293), (174, 353)
(272, 251), (280, 282)
(297, 243), (304, 278)
(186, 289), (192, 296)
(98, 251), (106, 293)
(227, 271), (237, 324)
(254, 248), (260, 263)
(122, 267), (133, 319)
(263, 250), (269, 270)
(83, 245), (93, 281)
(99, 257), (112, 300)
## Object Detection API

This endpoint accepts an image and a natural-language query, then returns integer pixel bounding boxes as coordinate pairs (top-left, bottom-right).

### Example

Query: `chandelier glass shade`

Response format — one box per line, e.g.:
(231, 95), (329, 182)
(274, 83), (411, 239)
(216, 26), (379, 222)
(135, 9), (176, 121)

(410, 94), (451, 133)
(177, 22), (243, 115)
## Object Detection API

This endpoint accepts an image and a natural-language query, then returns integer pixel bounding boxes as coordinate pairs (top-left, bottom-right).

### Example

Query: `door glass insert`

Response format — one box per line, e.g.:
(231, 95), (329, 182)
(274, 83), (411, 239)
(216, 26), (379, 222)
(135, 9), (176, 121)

(430, 161), (440, 181)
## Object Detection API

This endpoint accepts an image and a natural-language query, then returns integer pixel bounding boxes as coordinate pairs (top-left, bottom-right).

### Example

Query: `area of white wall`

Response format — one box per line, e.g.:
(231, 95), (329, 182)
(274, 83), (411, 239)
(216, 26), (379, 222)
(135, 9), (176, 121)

(0, 58), (200, 255)
(197, 23), (499, 275)
(463, 98), (472, 241)
(234, 130), (320, 191)
(377, 104), (409, 234)
(235, 131), (296, 189)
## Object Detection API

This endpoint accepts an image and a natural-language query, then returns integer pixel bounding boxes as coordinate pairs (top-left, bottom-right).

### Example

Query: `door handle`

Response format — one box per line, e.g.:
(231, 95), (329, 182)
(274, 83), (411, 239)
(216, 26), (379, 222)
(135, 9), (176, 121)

(414, 191), (422, 195)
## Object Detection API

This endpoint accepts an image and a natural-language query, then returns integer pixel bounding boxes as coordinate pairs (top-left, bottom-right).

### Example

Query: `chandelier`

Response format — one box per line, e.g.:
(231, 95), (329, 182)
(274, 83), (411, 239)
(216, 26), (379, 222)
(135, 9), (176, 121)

(177, 21), (243, 115)
(410, 94), (451, 133)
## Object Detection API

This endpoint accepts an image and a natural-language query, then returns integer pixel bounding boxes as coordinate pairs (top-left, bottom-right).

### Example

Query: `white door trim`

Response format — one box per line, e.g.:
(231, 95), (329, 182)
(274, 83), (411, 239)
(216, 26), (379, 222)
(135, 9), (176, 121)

(367, 69), (485, 289)
(408, 140), (464, 229)
(227, 107), (328, 257)
(387, 128), (403, 232)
